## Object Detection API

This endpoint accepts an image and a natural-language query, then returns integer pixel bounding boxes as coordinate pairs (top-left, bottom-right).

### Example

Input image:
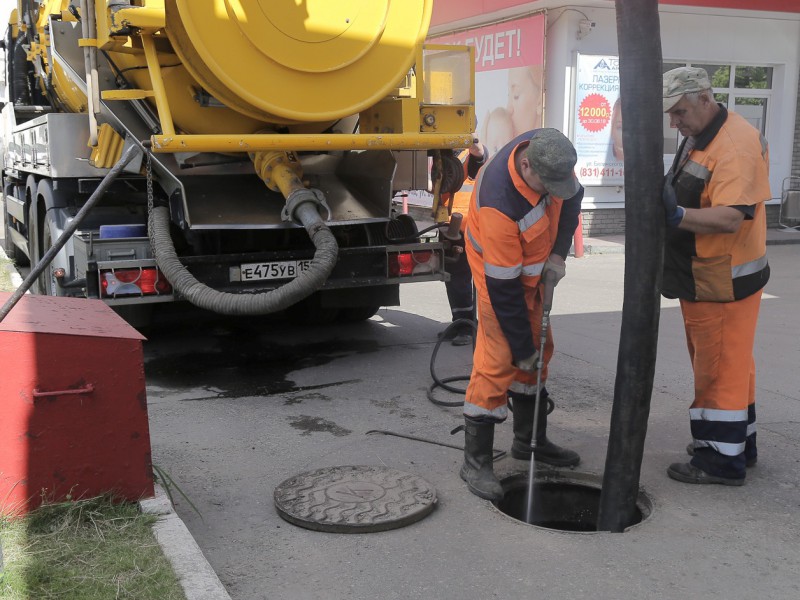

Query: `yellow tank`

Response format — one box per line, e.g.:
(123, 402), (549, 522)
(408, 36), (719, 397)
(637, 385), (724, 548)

(34, 0), (438, 136)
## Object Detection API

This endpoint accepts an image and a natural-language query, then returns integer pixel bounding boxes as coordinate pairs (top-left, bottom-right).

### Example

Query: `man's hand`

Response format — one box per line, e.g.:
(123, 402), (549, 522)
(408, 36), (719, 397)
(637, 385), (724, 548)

(542, 254), (566, 285)
(515, 350), (540, 373)
(469, 138), (485, 159)
(663, 180), (685, 228)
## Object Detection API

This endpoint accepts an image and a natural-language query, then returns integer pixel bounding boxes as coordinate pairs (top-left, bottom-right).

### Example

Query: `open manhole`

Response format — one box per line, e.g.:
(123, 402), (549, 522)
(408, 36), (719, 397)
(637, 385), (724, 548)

(493, 472), (652, 533)
(274, 465), (437, 533)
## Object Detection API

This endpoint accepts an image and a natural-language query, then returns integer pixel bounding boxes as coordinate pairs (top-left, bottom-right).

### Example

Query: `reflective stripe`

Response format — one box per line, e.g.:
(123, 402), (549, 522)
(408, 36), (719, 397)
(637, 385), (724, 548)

(521, 262), (545, 277)
(464, 400), (508, 421)
(485, 262), (522, 279)
(517, 201), (547, 234)
(689, 407), (748, 422)
(732, 254), (768, 279)
(509, 380), (541, 395)
(466, 227), (483, 254)
(747, 421), (757, 437)
(683, 159), (711, 182)
(694, 439), (746, 457)
(460, 183), (474, 193)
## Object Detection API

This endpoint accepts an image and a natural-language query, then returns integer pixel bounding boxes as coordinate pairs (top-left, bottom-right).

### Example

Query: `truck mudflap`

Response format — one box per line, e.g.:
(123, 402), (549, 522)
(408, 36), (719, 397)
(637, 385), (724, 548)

(73, 231), (445, 306)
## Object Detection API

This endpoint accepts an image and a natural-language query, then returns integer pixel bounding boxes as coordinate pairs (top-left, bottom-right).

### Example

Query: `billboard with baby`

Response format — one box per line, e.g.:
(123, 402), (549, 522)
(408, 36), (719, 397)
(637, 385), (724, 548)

(431, 14), (546, 156)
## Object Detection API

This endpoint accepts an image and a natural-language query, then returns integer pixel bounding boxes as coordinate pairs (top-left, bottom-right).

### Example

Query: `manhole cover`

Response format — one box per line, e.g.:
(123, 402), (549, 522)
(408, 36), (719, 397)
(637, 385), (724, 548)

(274, 465), (437, 533)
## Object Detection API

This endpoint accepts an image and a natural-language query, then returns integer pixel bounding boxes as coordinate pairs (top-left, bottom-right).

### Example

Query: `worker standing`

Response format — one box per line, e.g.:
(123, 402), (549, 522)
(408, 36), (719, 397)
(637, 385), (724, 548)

(459, 128), (583, 500)
(661, 67), (771, 486)
(439, 140), (487, 346)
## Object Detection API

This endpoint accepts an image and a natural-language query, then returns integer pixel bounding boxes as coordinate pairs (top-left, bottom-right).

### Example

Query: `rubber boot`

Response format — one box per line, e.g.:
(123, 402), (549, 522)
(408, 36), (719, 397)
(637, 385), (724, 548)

(460, 417), (504, 501)
(510, 391), (580, 467)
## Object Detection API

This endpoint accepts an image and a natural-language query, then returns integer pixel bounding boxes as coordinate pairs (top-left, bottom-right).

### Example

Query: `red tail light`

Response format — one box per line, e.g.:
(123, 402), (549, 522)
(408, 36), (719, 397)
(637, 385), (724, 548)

(101, 268), (172, 297)
(388, 250), (435, 277)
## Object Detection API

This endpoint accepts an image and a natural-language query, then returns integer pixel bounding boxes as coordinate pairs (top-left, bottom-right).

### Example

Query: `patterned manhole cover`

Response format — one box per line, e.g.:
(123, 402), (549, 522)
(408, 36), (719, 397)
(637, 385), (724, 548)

(274, 465), (437, 533)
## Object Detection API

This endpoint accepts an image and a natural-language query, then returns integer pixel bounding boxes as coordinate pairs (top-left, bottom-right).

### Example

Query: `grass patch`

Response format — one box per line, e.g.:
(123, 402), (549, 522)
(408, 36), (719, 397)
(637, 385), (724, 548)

(0, 496), (186, 600)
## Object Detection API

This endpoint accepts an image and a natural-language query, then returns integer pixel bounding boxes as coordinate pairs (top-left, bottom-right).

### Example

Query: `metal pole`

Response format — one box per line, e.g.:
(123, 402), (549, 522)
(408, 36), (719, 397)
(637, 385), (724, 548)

(597, 0), (664, 532)
(525, 271), (556, 524)
(0, 144), (140, 323)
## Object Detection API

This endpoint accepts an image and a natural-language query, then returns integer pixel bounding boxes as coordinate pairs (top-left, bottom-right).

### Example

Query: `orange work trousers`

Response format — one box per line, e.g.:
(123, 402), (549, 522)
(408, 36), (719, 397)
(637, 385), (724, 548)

(680, 290), (761, 478)
(464, 284), (554, 422)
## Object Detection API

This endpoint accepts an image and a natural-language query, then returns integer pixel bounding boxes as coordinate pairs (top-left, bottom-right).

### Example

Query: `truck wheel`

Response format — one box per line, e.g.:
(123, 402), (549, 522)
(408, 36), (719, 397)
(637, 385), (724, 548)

(35, 214), (66, 296)
(338, 305), (381, 322)
(285, 295), (340, 326)
(2, 202), (29, 266)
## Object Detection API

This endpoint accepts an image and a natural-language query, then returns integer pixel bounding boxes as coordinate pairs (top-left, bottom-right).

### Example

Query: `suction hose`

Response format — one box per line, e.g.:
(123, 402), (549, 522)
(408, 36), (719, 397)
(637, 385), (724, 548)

(148, 151), (338, 315)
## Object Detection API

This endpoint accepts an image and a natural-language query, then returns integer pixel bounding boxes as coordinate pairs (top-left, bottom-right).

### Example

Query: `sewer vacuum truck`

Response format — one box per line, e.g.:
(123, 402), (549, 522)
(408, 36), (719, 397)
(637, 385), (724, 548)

(1, 0), (474, 325)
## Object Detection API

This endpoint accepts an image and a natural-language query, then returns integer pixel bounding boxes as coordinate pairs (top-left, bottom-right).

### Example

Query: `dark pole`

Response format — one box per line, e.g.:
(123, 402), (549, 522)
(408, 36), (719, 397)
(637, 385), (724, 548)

(0, 144), (140, 323)
(597, 0), (665, 532)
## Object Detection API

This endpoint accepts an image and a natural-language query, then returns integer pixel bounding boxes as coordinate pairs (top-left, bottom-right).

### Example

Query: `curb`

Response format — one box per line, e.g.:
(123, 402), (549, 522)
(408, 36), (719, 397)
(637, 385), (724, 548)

(140, 485), (232, 600)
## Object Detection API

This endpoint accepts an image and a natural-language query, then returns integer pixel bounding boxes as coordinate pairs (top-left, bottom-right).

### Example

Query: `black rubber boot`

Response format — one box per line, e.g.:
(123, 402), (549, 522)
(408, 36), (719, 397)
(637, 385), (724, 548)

(460, 417), (504, 501)
(510, 391), (580, 467)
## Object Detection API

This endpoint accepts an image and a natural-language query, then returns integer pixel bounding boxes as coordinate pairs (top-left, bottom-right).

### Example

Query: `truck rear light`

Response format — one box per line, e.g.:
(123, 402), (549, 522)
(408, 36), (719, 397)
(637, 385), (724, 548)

(388, 250), (437, 277)
(100, 268), (172, 297)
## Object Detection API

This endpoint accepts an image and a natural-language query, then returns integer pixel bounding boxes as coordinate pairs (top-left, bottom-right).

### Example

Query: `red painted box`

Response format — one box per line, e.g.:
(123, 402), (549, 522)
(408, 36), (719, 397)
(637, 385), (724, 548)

(0, 292), (154, 515)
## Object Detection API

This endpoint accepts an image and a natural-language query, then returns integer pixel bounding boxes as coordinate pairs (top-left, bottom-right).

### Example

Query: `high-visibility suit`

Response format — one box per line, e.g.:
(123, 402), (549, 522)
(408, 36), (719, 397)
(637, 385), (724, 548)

(441, 149), (486, 327)
(664, 106), (770, 480)
(464, 131), (583, 422)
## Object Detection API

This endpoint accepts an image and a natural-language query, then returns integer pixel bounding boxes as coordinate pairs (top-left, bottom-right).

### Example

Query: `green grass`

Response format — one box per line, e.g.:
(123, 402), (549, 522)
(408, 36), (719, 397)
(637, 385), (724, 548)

(0, 496), (186, 600)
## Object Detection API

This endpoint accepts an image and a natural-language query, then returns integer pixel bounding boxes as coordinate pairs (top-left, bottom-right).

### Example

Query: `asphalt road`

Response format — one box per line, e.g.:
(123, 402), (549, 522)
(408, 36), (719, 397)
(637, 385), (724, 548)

(141, 245), (800, 600)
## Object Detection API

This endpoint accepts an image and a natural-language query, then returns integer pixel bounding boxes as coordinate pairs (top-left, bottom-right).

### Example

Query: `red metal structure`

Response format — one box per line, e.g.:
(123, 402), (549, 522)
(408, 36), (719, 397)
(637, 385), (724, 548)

(0, 293), (154, 515)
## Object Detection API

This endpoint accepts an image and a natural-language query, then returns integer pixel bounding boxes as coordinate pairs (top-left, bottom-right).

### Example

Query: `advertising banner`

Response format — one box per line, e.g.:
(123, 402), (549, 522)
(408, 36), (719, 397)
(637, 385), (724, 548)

(574, 54), (624, 186)
(432, 14), (546, 155)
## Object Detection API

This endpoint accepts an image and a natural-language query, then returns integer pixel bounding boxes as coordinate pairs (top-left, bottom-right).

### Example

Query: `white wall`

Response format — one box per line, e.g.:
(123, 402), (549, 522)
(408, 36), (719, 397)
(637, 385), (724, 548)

(542, 4), (800, 208)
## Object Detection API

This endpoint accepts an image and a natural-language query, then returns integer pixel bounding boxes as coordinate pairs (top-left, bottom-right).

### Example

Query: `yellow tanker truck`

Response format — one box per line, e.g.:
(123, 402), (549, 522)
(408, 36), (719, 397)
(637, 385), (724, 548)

(1, 0), (474, 325)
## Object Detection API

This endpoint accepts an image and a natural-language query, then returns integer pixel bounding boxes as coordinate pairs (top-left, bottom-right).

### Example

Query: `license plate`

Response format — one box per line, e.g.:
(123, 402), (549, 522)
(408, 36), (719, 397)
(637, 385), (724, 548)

(240, 260), (312, 281)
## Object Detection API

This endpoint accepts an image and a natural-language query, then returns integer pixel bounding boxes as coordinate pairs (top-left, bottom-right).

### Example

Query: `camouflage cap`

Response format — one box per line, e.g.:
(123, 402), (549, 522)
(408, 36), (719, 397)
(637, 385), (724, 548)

(663, 66), (711, 112)
(525, 128), (579, 199)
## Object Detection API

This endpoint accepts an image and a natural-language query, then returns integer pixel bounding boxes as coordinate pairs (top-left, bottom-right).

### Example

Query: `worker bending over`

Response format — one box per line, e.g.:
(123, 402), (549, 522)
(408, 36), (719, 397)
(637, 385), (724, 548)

(460, 128), (583, 500)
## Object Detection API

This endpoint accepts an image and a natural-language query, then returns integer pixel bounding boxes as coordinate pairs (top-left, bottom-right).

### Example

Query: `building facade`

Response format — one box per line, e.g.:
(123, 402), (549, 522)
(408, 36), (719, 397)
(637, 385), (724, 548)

(429, 0), (800, 235)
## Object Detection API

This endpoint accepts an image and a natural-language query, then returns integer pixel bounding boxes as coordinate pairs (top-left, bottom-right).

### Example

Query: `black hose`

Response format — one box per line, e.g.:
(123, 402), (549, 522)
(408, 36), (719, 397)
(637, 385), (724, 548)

(426, 318), (476, 407)
(426, 317), (555, 416)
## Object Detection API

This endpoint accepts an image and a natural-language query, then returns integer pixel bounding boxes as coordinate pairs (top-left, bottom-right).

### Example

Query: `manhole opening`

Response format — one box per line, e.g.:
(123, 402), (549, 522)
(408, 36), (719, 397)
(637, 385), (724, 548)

(493, 473), (652, 533)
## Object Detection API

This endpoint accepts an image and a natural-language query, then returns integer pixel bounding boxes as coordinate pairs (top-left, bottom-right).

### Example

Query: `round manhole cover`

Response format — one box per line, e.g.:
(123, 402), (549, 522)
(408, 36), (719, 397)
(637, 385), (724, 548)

(274, 465), (437, 533)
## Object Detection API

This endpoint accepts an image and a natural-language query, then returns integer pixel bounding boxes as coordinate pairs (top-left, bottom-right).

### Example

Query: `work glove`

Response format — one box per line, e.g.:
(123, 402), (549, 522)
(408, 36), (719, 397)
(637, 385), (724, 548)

(515, 350), (540, 373)
(542, 255), (566, 286)
(662, 180), (685, 228)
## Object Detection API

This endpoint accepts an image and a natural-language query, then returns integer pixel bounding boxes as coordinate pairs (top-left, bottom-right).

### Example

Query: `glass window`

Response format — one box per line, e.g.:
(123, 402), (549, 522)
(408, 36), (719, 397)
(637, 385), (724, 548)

(733, 97), (768, 134)
(695, 64), (730, 88)
(714, 93), (729, 107)
(734, 66), (773, 90)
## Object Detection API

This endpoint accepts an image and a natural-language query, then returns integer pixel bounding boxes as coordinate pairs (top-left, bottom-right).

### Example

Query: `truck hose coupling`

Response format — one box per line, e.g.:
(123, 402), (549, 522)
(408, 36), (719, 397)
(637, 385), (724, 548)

(282, 188), (331, 225)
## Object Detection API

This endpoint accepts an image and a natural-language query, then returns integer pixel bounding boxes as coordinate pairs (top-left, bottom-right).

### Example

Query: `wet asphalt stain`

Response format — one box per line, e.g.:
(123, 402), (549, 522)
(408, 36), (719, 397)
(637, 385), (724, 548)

(370, 396), (418, 419)
(144, 332), (377, 400)
(284, 392), (331, 406)
(288, 415), (352, 437)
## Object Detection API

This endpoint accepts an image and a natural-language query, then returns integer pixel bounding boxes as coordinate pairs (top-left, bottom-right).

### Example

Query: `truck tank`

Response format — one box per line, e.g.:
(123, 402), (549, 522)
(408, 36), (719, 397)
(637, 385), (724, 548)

(1, 0), (474, 325)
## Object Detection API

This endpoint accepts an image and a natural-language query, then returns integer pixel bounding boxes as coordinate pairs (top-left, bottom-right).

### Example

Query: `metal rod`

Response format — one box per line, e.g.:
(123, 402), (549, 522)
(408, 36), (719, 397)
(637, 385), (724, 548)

(150, 133), (475, 153)
(525, 272), (556, 524)
(0, 144), (140, 323)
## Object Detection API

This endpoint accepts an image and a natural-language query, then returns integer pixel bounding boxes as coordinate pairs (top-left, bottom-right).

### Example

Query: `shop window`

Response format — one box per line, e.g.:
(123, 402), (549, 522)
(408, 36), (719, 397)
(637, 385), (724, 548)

(662, 62), (772, 162)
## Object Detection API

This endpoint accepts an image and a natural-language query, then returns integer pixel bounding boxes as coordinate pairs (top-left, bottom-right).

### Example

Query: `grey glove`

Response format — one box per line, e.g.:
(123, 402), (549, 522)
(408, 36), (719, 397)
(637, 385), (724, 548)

(542, 257), (566, 285)
(515, 350), (540, 373)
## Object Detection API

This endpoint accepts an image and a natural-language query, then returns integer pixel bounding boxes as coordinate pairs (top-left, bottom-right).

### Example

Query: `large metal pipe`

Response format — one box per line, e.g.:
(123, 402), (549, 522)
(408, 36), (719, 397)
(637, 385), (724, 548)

(596, 0), (665, 533)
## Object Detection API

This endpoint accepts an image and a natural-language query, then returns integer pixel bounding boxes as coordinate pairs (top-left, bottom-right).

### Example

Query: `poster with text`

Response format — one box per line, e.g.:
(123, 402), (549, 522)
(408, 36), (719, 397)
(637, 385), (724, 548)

(574, 54), (623, 186)
(432, 14), (546, 156)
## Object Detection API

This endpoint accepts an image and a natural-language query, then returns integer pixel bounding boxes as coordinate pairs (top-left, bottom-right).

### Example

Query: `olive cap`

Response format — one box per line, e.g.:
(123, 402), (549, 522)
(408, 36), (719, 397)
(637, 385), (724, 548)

(663, 66), (711, 112)
(525, 128), (579, 199)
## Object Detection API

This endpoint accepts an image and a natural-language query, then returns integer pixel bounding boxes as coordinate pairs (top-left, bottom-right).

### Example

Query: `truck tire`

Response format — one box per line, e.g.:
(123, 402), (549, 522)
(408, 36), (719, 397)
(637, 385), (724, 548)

(338, 305), (381, 322)
(2, 201), (29, 267)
